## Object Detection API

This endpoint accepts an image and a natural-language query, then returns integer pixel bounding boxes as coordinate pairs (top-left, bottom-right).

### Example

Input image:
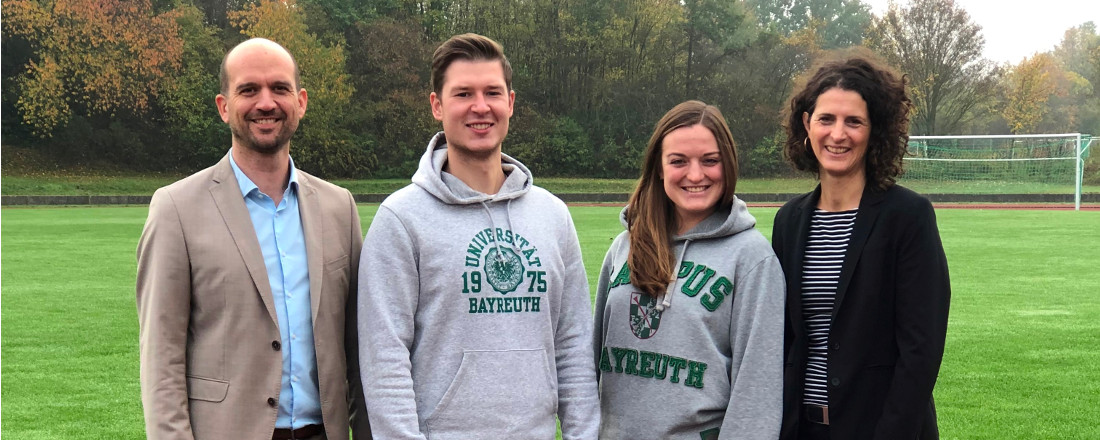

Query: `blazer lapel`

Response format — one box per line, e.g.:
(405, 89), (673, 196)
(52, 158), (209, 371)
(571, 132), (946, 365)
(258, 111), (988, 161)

(787, 186), (820, 339)
(297, 173), (325, 324)
(209, 155), (279, 325)
(832, 185), (886, 316)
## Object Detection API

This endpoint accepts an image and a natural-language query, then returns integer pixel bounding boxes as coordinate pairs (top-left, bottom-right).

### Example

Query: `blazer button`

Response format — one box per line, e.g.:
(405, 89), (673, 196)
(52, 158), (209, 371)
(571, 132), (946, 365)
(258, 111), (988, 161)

(267, 397), (277, 407)
(830, 377), (841, 387)
(831, 342), (840, 351)
(272, 340), (281, 351)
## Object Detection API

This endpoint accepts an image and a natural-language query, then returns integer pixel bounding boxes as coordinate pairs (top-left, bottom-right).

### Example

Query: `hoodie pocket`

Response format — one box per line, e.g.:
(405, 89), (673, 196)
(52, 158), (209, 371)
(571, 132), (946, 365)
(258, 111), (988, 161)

(427, 349), (556, 438)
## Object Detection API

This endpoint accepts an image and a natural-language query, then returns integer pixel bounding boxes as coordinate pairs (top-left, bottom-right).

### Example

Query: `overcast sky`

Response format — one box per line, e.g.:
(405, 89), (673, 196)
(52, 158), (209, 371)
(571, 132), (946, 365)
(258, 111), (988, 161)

(862, 0), (1100, 65)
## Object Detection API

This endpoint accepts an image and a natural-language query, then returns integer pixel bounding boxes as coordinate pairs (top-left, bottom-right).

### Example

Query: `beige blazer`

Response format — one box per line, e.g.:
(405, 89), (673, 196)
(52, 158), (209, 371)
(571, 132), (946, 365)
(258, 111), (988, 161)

(136, 154), (370, 440)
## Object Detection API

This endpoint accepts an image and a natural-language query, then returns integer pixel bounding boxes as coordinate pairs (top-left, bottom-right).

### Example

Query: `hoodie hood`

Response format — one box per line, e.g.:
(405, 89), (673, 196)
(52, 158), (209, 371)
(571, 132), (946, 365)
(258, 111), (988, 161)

(619, 196), (757, 311)
(412, 131), (533, 205)
(619, 195), (757, 241)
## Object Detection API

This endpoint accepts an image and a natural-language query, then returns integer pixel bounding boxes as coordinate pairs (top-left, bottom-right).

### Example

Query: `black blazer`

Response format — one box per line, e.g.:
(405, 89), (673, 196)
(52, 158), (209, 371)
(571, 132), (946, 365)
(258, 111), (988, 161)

(772, 184), (950, 440)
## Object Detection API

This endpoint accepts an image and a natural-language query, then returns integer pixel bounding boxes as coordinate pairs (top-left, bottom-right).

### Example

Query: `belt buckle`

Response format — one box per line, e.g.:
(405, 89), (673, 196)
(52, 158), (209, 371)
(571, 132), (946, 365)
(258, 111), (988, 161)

(805, 404), (830, 425)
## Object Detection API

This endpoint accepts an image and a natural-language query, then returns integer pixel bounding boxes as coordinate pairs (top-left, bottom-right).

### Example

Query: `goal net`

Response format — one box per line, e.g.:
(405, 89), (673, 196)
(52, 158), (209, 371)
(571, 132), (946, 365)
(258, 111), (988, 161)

(901, 133), (1094, 209)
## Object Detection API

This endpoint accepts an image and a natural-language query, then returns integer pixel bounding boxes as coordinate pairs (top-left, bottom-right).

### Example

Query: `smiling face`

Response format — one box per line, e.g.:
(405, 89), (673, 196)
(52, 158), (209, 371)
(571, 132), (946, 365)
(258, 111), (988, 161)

(803, 88), (871, 182)
(661, 124), (724, 233)
(430, 59), (515, 159)
(216, 41), (307, 155)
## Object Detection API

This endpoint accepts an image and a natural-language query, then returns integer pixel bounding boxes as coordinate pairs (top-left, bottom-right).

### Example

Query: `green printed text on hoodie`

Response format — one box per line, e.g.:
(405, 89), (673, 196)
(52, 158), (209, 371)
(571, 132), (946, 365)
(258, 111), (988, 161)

(359, 132), (600, 439)
(594, 200), (785, 439)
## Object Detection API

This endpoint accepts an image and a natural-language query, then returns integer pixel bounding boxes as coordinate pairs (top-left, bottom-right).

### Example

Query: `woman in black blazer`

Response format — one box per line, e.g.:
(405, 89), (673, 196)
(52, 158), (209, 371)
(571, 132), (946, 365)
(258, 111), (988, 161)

(772, 54), (951, 440)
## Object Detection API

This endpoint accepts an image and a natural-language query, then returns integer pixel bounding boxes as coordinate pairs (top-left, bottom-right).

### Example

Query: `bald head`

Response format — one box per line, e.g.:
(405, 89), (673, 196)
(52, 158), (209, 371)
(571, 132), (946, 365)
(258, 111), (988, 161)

(219, 38), (301, 95)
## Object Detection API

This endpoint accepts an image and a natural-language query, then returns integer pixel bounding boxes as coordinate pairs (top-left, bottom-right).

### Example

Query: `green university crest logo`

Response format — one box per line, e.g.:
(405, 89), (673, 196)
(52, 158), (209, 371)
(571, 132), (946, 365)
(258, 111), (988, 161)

(461, 228), (546, 313)
(484, 247), (525, 294)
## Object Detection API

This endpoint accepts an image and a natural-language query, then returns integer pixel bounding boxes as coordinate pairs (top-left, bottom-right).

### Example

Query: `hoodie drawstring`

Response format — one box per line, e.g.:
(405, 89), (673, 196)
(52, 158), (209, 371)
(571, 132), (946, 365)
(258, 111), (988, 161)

(502, 199), (523, 256)
(479, 201), (506, 263)
(656, 239), (691, 312)
(480, 199), (522, 263)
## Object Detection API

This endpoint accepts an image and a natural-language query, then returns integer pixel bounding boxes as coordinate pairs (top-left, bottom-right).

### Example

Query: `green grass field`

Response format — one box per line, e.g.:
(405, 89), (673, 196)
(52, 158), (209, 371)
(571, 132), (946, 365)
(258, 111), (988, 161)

(3, 205), (1099, 439)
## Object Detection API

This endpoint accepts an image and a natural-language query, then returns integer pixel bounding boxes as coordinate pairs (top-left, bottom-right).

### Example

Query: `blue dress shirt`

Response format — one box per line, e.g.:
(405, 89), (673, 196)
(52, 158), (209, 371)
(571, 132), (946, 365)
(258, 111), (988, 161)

(229, 151), (321, 429)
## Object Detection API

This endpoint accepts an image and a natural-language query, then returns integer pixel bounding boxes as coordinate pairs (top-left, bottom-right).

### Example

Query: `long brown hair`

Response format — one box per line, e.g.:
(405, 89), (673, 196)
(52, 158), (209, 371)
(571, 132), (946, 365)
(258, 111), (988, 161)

(626, 100), (739, 297)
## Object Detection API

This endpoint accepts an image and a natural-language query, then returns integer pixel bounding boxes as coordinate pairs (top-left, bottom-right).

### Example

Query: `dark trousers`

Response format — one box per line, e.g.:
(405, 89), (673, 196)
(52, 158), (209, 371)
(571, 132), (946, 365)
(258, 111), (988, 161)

(798, 419), (830, 440)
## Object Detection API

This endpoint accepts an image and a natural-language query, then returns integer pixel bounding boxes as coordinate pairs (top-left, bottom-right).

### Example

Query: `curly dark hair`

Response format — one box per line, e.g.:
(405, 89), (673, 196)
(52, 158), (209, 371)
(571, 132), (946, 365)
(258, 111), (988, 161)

(783, 52), (911, 189)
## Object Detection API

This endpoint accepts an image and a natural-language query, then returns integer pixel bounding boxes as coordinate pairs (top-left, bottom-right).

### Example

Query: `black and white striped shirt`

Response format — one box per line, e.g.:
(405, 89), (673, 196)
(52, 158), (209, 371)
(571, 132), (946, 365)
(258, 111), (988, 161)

(801, 208), (857, 406)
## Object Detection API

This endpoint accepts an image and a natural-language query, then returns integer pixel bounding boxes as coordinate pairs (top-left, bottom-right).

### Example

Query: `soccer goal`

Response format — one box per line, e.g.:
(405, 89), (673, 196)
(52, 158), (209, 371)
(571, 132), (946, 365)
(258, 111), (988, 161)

(902, 133), (1094, 210)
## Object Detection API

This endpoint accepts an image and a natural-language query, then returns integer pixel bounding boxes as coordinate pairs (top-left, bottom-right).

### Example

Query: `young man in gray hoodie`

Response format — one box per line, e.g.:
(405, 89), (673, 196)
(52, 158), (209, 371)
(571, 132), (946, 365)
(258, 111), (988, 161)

(357, 33), (600, 439)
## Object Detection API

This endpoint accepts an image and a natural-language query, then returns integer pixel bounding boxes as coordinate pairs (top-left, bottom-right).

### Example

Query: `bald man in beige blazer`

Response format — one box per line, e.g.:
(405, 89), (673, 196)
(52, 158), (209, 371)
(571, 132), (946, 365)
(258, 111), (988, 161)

(136, 38), (370, 440)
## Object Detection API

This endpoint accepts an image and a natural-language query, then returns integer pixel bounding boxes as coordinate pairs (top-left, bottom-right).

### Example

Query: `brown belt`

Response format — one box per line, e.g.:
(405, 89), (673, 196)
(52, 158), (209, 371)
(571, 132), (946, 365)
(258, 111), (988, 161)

(272, 424), (324, 440)
(804, 404), (830, 425)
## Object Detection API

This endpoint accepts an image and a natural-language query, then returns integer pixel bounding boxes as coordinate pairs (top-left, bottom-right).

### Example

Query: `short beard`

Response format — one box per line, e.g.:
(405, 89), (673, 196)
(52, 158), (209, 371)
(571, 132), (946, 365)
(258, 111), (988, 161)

(230, 123), (295, 155)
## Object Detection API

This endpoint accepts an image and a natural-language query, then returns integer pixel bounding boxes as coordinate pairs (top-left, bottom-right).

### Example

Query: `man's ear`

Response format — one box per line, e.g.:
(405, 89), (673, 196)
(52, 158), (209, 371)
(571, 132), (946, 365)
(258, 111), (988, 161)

(430, 92), (443, 121)
(297, 88), (308, 118)
(216, 94), (229, 123)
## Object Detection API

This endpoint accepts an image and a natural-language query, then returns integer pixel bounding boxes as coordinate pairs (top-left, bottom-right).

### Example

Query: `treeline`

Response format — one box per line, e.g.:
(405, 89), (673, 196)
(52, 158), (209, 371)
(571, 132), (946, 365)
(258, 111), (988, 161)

(3, 0), (1098, 178)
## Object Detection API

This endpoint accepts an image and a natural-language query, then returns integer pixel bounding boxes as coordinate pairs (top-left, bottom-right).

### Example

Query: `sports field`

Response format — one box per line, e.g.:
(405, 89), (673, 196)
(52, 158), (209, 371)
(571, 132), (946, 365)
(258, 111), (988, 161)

(2, 204), (1098, 439)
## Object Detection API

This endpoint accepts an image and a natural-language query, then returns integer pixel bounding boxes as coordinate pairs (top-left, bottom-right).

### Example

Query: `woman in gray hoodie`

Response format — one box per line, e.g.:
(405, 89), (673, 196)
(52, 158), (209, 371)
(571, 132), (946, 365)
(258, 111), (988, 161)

(593, 100), (786, 439)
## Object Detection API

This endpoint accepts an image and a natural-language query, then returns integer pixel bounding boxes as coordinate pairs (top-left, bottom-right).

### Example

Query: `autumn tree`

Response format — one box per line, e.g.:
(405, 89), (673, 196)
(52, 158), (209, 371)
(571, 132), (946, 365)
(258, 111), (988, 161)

(1003, 54), (1058, 134)
(1002, 24), (1100, 135)
(2, 0), (183, 137)
(868, 0), (998, 135)
(1054, 22), (1100, 87)
(156, 4), (228, 168)
(1053, 22), (1100, 136)
(0, 0), (866, 177)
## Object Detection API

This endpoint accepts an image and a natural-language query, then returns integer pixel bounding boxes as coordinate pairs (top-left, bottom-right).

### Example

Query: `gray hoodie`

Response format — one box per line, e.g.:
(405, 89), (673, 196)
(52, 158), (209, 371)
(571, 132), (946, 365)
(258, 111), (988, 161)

(593, 199), (784, 439)
(359, 132), (600, 439)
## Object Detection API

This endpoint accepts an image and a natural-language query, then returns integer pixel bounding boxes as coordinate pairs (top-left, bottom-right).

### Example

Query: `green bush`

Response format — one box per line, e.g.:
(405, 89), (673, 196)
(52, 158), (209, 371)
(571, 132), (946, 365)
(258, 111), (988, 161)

(740, 131), (790, 178)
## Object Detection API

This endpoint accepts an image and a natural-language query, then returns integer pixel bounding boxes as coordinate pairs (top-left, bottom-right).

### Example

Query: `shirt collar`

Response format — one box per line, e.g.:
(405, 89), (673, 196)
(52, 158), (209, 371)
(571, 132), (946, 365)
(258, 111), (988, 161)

(228, 148), (299, 199)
